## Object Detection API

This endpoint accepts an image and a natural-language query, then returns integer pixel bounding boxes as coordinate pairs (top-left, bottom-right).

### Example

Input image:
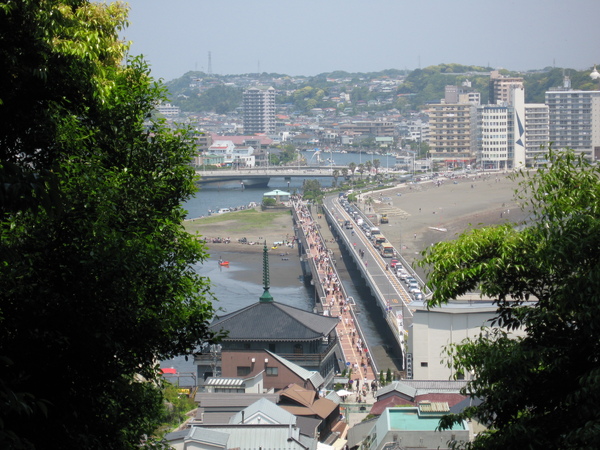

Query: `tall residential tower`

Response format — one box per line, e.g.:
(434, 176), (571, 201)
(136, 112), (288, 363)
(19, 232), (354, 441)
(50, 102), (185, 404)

(243, 86), (276, 136)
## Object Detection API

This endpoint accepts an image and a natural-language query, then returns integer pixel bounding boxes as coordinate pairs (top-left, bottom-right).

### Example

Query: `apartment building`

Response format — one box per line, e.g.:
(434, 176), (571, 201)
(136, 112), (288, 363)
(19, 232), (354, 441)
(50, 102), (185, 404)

(445, 83), (480, 105)
(477, 104), (513, 170)
(546, 76), (600, 159)
(243, 86), (276, 135)
(489, 70), (524, 105)
(427, 103), (477, 168)
(524, 103), (550, 166)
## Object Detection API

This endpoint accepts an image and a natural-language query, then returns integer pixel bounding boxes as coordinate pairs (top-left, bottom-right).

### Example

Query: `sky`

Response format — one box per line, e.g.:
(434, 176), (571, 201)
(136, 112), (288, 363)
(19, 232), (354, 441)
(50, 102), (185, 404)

(120, 0), (599, 82)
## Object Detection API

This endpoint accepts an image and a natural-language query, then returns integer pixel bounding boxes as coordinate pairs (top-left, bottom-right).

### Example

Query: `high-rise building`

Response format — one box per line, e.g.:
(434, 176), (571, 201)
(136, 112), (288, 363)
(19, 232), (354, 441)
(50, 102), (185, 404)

(243, 86), (276, 136)
(427, 103), (477, 169)
(524, 103), (550, 166)
(445, 82), (480, 105)
(477, 104), (513, 170)
(546, 76), (600, 159)
(489, 70), (524, 106)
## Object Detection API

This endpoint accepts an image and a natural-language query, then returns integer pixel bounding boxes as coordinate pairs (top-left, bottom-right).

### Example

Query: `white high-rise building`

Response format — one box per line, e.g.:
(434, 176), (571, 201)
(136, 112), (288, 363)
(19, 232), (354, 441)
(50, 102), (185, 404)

(243, 86), (276, 136)
(477, 104), (512, 170)
(524, 103), (550, 166)
(546, 76), (600, 159)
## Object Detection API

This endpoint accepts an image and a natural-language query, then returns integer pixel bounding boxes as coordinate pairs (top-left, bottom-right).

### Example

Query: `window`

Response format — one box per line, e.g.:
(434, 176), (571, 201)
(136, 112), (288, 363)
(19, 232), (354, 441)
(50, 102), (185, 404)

(420, 362), (428, 367)
(269, 343), (276, 352)
(266, 367), (278, 376)
(237, 366), (251, 376)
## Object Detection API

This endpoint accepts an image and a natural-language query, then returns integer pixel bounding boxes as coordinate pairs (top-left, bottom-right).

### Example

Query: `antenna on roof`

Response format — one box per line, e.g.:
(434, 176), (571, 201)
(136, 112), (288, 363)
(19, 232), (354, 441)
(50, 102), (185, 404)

(259, 242), (274, 303)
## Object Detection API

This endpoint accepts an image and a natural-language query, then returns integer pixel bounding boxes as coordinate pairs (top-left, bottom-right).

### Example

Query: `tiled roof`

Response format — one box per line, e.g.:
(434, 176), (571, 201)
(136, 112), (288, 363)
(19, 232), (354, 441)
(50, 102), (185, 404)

(376, 381), (417, 399)
(210, 301), (338, 342)
(370, 394), (414, 416)
(195, 392), (279, 407)
(266, 351), (325, 389)
(229, 398), (296, 425)
(279, 383), (317, 407)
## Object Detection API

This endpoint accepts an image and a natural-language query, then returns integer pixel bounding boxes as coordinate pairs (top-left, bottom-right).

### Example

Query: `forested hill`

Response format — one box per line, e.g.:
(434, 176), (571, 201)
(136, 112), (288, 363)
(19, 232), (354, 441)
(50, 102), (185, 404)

(164, 64), (598, 114)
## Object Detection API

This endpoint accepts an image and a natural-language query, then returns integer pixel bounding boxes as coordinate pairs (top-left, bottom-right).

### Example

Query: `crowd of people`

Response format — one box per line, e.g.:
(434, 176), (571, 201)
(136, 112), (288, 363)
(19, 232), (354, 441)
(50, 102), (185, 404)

(294, 200), (377, 401)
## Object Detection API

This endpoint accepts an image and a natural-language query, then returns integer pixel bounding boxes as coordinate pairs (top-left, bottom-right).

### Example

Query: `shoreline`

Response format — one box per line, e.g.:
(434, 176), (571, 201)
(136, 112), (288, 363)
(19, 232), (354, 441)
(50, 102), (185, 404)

(187, 173), (529, 286)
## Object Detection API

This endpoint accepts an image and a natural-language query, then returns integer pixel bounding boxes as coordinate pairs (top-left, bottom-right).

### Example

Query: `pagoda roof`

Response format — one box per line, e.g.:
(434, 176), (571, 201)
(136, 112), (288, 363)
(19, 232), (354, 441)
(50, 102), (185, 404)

(209, 302), (338, 342)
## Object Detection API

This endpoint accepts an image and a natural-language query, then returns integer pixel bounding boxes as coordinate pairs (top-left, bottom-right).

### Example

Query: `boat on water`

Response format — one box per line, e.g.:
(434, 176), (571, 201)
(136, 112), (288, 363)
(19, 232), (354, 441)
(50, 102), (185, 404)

(218, 258), (230, 266)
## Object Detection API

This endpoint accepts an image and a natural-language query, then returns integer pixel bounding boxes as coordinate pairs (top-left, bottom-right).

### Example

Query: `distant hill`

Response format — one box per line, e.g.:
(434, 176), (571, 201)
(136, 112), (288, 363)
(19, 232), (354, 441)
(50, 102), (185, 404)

(163, 65), (599, 115)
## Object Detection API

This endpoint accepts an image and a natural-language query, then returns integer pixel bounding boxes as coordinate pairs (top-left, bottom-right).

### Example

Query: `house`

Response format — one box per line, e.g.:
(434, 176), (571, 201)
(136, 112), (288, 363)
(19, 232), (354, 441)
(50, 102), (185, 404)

(169, 398), (318, 449)
(277, 383), (341, 441)
(193, 392), (279, 425)
(370, 380), (467, 416)
(220, 349), (325, 392)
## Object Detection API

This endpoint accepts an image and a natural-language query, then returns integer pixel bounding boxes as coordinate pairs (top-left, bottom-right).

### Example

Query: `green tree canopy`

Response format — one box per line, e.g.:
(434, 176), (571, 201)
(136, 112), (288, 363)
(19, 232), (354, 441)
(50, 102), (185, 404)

(302, 179), (324, 203)
(0, 2), (219, 448)
(418, 149), (600, 449)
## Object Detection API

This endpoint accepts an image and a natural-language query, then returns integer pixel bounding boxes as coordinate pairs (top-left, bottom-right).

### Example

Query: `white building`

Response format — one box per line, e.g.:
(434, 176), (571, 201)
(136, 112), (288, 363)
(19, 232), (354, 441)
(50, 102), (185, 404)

(156, 103), (181, 116)
(208, 140), (255, 167)
(524, 103), (550, 166)
(407, 297), (527, 380)
(546, 76), (600, 160)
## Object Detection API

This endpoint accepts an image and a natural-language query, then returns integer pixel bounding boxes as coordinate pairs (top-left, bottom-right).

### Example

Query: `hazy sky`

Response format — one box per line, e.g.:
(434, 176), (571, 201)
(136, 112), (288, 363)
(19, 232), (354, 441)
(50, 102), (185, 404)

(121, 0), (599, 82)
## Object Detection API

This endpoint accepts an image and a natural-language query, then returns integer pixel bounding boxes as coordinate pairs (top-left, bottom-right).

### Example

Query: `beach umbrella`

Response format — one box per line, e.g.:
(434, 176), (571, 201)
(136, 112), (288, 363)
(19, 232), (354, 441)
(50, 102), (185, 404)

(336, 389), (352, 397)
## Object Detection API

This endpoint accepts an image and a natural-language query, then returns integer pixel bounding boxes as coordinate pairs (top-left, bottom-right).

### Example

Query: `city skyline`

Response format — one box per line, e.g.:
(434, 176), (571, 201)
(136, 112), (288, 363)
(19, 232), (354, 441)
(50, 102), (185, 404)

(121, 0), (599, 82)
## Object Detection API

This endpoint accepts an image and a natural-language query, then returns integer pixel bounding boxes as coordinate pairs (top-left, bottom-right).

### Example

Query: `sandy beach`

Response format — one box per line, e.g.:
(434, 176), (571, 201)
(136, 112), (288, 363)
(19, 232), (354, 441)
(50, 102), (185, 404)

(364, 172), (529, 268)
(184, 172), (530, 286)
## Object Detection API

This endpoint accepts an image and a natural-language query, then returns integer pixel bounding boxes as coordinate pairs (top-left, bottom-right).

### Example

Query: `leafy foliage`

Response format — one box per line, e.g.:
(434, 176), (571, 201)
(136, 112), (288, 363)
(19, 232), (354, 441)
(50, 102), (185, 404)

(302, 179), (324, 203)
(418, 148), (600, 449)
(172, 84), (242, 114)
(0, 2), (219, 448)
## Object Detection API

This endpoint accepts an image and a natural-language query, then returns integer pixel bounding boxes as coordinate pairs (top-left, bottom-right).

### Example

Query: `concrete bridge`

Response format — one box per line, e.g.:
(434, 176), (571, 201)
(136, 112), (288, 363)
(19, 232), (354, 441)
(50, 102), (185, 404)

(195, 166), (408, 186)
(195, 167), (344, 186)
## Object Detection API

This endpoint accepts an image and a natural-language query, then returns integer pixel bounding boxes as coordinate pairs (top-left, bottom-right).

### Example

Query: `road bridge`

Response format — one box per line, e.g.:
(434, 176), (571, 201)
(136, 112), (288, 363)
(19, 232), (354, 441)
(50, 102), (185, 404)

(322, 195), (429, 376)
(195, 167), (411, 186)
(195, 167), (341, 186)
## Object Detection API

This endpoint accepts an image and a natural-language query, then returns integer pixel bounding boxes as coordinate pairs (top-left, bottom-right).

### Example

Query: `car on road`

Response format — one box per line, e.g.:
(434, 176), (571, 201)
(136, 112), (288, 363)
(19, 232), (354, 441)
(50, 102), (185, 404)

(412, 291), (424, 301)
(397, 270), (409, 280)
(404, 277), (417, 286)
(390, 259), (399, 269)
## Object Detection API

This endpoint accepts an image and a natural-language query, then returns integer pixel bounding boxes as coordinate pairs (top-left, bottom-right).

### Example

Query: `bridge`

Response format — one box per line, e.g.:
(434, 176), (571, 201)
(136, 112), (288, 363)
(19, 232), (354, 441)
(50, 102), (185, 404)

(195, 166), (410, 186)
(195, 167), (343, 186)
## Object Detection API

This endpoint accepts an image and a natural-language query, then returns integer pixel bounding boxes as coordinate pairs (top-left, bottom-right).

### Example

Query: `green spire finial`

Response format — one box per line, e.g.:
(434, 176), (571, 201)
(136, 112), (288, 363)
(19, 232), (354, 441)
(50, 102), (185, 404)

(259, 242), (274, 302)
